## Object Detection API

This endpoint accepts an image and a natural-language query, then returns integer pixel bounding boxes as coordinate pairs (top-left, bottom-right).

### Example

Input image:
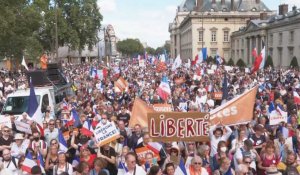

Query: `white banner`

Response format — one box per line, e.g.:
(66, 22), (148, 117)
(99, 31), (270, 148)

(14, 120), (32, 134)
(94, 121), (120, 146)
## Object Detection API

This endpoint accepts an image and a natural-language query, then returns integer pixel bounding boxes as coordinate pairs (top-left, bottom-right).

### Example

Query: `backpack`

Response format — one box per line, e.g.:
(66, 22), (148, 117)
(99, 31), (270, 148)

(6, 157), (18, 169)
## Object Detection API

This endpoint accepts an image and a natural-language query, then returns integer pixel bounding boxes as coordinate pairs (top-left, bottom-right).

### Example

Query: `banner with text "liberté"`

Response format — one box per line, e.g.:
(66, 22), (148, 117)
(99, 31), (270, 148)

(209, 86), (258, 126)
(148, 112), (209, 142)
(94, 121), (120, 147)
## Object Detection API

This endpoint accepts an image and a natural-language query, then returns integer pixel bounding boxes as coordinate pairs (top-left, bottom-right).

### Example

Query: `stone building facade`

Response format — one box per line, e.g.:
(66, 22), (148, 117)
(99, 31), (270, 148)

(231, 5), (300, 67)
(169, 0), (274, 61)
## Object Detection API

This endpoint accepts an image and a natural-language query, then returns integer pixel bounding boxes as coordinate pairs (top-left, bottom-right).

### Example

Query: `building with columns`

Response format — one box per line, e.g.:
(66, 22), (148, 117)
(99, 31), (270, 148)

(231, 5), (300, 67)
(169, 0), (274, 61)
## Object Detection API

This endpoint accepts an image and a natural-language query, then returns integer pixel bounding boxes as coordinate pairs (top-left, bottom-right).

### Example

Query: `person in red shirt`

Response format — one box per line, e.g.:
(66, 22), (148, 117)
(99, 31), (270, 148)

(79, 146), (97, 170)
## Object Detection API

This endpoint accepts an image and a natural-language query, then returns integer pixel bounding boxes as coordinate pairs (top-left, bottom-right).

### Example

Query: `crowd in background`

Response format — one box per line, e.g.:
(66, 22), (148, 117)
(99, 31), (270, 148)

(0, 58), (300, 175)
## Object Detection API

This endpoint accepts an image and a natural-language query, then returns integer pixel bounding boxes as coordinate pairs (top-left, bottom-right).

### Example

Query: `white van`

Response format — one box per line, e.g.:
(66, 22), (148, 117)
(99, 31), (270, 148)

(1, 84), (74, 120)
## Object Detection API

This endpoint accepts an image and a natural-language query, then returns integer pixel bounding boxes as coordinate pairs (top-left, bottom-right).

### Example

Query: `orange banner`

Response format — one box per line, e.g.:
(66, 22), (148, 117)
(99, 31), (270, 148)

(115, 77), (128, 92)
(212, 92), (223, 100)
(129, 98), (155, 128)
(135, 146), (160, 165)
(152, 104), (173, 112)
(210, 86), (258, 126)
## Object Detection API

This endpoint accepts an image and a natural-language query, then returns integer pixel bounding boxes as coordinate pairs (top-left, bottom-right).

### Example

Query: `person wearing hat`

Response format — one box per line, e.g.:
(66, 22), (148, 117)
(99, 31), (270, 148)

(234, 139), (259, 173)
(10, 133), (28, 158)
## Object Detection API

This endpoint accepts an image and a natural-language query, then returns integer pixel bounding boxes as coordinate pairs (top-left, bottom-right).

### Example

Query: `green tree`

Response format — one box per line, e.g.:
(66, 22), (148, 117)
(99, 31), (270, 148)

(290, 56), (299, 68)
(227, 58), (234, 66)
(236, 59), (246, 67)
(163, 42), (170, 54)
(145, 47), (155, 55)
(155, 47), (164, 55)
(206, 56), (215, 64)
(264, 55), (274, 68)
(117, 38), (144, 57)
(0, 0), (102, 63)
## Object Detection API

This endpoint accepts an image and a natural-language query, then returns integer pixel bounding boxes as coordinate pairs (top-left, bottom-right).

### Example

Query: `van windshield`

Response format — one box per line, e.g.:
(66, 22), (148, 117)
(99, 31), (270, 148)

(1, 96), (40, 115)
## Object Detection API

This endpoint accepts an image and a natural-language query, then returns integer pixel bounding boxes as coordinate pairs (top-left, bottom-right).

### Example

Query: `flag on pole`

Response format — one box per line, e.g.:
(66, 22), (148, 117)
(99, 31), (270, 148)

(22, 56), (29, 70)
(216, 50), (224, 65)
(157, 76), (171, 101)
(37, 152), (45, 174)
(174, 158), (187, 175)
(22, 152), (37, 173)
(251, 41), (266, 73)
(58, 131), (68, 152)
(172, 55), (182, 71)
(28, 78), (44, 136)
(81, 120), (94, 137)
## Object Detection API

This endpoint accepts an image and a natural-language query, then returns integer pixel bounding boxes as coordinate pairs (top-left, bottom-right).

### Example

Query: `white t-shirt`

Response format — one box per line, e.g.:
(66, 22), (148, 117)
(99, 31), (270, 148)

(3, 158), (19, 175)
(53, 163), (73, 175)
(124, 165), (146, 175)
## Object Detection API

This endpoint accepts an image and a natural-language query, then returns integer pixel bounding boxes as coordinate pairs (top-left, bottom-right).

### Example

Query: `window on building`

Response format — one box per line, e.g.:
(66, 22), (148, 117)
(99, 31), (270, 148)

(279, 33), (283, 45)
(289, 31), (294, 43)
(224, 31), (229, 42)
(211, 49), (217, 57)
(199, 31), (203, 42)
(289, 47), (294, 59)
(211, 31), (217, 42)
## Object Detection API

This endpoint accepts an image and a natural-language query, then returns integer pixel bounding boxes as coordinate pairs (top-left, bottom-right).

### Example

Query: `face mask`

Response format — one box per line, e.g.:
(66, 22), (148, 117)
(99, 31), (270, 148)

(220, 147), (227, 152)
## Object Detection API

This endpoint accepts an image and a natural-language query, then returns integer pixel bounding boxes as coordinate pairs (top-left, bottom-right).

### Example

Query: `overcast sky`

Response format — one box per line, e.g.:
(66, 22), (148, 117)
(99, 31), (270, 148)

(97, 0), (300, 48)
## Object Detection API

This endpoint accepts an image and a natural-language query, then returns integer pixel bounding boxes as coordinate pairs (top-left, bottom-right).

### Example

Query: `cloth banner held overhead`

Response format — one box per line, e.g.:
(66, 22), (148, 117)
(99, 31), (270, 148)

(15, 121), (32, 134)
(129, 98), (155, 128)
(148, 112), (209, 142)
(94, 121), (120, 147)
(114, 77), (129, 92)
(135, 146), (160, 165)
(209, 86), (258, 126)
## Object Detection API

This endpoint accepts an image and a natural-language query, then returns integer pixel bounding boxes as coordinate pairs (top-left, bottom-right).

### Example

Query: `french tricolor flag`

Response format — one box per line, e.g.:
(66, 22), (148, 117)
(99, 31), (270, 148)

(37, 152), (45, 174)
(117, 161), (128, 174)
(58, 131), (68, 152)
(65, 109), (81, 127)
(22, 152), (37, 173)
(251, 41), (266, 73)
(147, 142), (162, 155)
(157, 76), (171, 101)
(294, 91), (300, 104)
(175, 158), (187, 175)
(27, 78), (44, 136)
(81, 120), (94, 137)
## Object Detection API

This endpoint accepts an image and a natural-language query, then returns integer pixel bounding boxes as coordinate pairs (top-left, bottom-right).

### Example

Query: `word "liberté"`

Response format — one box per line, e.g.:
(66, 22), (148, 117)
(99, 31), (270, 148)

(150, 114), (209, 138)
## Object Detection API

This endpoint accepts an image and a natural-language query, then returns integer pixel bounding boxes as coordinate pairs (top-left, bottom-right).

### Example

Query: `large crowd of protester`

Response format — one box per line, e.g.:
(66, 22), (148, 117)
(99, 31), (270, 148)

(0, 58), (299, 175)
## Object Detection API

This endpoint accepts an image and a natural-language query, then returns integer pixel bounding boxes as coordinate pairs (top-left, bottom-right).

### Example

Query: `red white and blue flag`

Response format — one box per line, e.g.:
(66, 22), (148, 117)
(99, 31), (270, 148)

(58, 131), (68, 152)
(81, 120), (94, 137)
(157, 76), (171, 101)
(37, 152), (45, 174)
(27, 78), (44, 136)
(252, 41), (266, 73)
(22, 152), (37, 173)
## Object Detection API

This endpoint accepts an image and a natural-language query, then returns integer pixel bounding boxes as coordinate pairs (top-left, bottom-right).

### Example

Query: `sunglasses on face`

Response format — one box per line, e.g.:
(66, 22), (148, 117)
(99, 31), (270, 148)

(194, 162), (202, 165)
(3, 130), (10, 133)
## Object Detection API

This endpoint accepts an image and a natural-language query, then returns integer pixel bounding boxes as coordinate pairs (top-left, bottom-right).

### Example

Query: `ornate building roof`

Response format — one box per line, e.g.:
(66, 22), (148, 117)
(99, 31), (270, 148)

(178, 0), (271, 12)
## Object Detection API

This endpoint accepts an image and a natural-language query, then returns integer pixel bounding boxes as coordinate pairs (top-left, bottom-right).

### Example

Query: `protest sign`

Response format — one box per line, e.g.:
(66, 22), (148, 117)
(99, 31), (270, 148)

(14, 120), (32, 134)
(153, 104), (173, 112)
(269, 110), (287, 125)
(210, 86), (258, 126)
(135, 146), (160, 165)
(129, 98), (155, 128)
(207, 69), (214, 74)
(148, 112), (209, 142)
(94, 121), (120, 147)
(0, 117), (12, 128)
(212, 92), (223, 100)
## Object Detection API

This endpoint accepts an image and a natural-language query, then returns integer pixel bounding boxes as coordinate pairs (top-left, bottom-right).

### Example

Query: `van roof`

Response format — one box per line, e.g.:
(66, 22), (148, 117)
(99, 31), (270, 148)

(6, 87), (53, 97)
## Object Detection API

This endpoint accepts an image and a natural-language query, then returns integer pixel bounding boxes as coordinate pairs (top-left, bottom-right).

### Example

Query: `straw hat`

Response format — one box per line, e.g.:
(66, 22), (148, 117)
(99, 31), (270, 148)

(14, 133), (24, 140)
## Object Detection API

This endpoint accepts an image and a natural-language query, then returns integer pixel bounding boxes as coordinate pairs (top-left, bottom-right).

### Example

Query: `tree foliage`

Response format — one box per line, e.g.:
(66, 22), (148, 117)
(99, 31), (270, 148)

(264, 55), (274, 68)
(145, 47), (155, 55)
(117, 38), (144, 57)
(206, 56), (215, 64)
(227, 58), (235, 66)
(236, 59), (246, 67)
(0, 0), (102, 62)
(290, 56), (299, 68)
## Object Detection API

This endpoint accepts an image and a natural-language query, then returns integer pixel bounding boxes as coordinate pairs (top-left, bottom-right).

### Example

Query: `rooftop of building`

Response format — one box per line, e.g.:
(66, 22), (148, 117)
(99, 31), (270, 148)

(179, 0), (271, 12)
